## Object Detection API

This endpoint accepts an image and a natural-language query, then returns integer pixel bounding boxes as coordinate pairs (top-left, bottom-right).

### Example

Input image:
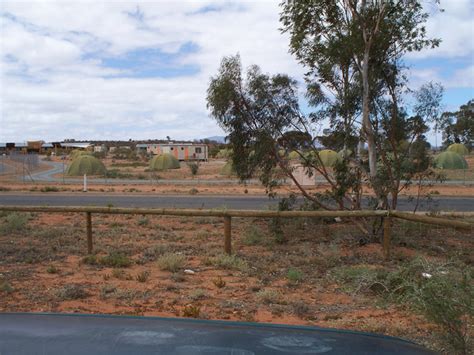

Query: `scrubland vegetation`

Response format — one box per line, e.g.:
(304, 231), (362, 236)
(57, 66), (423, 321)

(0, 211), (472, 353)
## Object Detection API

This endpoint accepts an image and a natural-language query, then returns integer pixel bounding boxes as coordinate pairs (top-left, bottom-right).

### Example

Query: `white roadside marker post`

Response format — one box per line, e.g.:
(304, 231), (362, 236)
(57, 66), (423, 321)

(83, 174), (87, 192)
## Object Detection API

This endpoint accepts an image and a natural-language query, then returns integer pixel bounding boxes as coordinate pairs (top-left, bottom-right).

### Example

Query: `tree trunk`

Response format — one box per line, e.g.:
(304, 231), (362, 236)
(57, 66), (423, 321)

(361, 51), (377, 179)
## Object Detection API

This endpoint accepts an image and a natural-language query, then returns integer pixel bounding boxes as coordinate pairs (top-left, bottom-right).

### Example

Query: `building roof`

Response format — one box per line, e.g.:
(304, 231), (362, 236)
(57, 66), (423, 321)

(60, 142), (92, 149)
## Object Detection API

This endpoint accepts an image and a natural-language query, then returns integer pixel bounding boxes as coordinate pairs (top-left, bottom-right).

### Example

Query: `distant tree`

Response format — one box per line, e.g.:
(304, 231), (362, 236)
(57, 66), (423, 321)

(441, 100), (474, 149)
(414, 82), (444, 148)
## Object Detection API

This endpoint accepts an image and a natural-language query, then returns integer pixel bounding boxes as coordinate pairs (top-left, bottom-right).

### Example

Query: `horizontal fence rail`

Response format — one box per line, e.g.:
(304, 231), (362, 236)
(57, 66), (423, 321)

(0, 205), (472, 260)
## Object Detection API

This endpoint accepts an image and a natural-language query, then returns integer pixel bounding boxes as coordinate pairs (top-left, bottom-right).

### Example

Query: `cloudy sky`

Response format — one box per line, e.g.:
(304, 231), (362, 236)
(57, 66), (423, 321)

(1, 0), (473, 143)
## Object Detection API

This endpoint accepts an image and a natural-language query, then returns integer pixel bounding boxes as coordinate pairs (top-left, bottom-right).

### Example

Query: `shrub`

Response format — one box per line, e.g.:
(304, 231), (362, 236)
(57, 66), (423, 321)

(82, 255), (98, 265)
(99, 252), (132, 268)
(137, 217), (149, 226)
(46, 265), (59, 274)
(40, 186), (59, 192)
(332, 258), (473, 354)
(287, 268), (303, 284)
(207, 254), (248, 272)
(157, 253), (186, 272)
(56, 284), (89, 300)
(136, 271), (150, 283)
(256, 289), (283, 304)
(390, 259), (473, 354)
(139, 245), (169, 263)
(189, 289), (207, 301)
(0, 213), (29, 234)
(243, 225), (264, 245)
(187, 161), (199, 176)
(182, 304), (201, 318)
(0, 281), (14, 294)
(212, 276), (226, 288)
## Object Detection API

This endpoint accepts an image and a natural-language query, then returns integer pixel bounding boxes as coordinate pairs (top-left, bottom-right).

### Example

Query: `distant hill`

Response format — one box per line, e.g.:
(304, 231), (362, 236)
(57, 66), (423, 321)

(199, 136), (227, 144)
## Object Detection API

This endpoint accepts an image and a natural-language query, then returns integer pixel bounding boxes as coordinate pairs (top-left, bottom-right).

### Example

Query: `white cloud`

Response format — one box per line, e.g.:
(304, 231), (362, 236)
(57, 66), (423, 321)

(407, 0), (474, 59)
(0, 0), (472, 143)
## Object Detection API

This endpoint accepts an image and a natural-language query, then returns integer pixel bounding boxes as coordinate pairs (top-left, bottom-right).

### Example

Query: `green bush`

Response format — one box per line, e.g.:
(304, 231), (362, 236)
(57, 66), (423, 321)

(99, 252), (132, 268)
(332, 258), (473, 354)
(157, 253), (186, 272)
(187, 162), (199, 176)
(40, 186), (59, 192)
(207, 254), (248, 272)
(287, 268), (303, 283)
(243, 225), (264, 245)
(0, 213), (29, 234)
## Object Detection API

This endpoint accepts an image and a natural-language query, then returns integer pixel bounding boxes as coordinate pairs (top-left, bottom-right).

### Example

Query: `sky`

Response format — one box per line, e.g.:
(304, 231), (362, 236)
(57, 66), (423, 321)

(0, 0), (473, 144)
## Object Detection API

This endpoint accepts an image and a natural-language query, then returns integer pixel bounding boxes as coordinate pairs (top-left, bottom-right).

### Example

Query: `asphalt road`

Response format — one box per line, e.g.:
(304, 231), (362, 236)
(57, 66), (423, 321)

(0, 193), (472, 211)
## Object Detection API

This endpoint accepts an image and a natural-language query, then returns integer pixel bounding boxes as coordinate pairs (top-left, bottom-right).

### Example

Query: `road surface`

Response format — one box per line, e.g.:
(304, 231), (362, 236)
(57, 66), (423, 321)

(0, 193), (472, 211)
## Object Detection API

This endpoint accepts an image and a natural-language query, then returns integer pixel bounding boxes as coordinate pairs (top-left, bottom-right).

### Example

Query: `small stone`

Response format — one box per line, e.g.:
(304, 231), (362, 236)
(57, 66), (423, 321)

(184, 269), (195, 275)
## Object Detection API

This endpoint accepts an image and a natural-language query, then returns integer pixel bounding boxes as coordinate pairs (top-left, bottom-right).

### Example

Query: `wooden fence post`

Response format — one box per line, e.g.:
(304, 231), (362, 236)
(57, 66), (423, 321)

(86, 212), (93, 254)
(383, 217), (391, 260)
(224, 216), (232, 255)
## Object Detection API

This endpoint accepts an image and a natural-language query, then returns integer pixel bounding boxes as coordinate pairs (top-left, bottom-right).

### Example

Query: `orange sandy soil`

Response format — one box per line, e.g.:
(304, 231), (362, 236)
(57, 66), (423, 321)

(0, 212), (472, 353)
(0, 180), (473, 197)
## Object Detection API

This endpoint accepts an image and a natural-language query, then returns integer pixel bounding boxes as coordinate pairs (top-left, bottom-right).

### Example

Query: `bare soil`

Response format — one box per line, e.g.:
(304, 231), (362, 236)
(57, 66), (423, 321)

(0, 212), (472, 353)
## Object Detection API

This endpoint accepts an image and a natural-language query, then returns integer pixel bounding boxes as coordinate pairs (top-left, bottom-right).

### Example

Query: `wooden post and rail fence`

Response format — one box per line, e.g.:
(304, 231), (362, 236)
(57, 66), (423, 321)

(0, 205), (471, 260)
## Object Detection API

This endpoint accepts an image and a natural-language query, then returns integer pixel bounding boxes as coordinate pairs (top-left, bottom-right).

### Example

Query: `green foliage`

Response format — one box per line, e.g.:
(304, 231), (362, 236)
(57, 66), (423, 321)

(82, 252), (132, 269)
(256, 289), (283, 304)
(99, 252), (132, 268)
(442, 100), (474, 149)
(156, 253), (186, 272)
(137, 217), (149, 226)
(216, 148), (232, 159)
(112, 147), (137, 160)
(207, 54), (300, 184)
(40, 186), (59, 192)
(207, 254), (248, 272)
(0, 281), (14, 294)
(287, 268), (303, 284)
(0, 212), (29, 234)
(331, 258), (473, 354)
(82, 254), (98, 265)
(46, 265), (59, 274)
(187, 161), (199, 176)
(242, 225), (264, 245)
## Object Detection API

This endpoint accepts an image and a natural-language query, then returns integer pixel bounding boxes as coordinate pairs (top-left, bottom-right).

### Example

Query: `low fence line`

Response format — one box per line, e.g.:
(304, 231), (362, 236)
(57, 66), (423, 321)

(0, 205), (472, 260)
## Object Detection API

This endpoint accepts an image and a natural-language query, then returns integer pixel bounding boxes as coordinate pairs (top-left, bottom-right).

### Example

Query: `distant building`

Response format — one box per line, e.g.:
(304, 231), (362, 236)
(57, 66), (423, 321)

(139, 143), (208, 161)
(60, 142), (93, 151)
(94, 145), (107, 153)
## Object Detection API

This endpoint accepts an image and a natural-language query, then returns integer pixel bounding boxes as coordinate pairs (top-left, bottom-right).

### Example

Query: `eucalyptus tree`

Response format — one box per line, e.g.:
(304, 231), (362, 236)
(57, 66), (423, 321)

(280, 0), (440, 180)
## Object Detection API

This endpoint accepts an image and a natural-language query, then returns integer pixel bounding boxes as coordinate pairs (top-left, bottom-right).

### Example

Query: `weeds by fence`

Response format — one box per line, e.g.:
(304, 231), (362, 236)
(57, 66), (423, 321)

(0, 205), (471, 259)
